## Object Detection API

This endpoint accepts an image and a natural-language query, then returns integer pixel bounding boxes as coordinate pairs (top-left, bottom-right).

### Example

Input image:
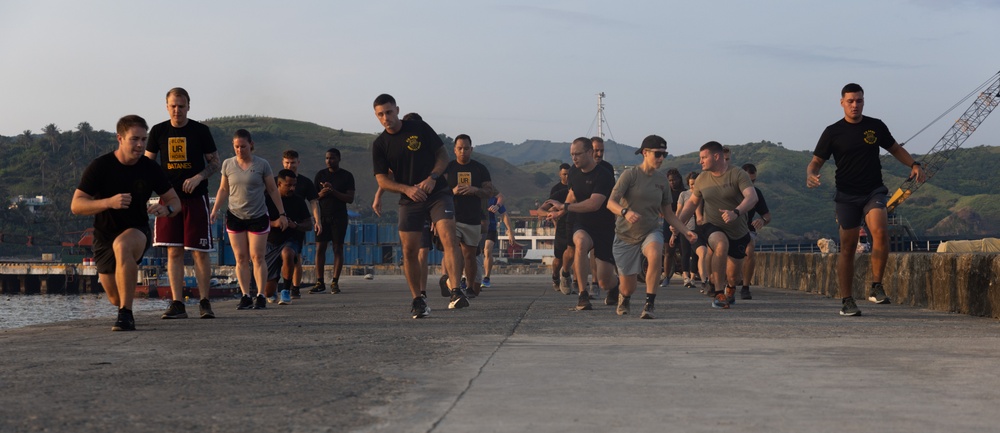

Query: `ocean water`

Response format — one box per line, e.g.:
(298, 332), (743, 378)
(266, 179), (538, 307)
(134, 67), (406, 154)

(0, 294), (171, 329)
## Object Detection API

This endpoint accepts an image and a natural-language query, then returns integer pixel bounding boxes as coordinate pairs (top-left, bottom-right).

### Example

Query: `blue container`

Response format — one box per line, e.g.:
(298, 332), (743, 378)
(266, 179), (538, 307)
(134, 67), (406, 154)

(305, 230), (316, 244)
(302, 244), (316, 265)
(345, 245), (359, 265)
(344, 224), (354, 244)
(183, 276), (197, 287)
(379, 224), (400, 244)
(428, 249), (443, 266)
(363, 224), (377, 244)
(222, 244), (236, 266)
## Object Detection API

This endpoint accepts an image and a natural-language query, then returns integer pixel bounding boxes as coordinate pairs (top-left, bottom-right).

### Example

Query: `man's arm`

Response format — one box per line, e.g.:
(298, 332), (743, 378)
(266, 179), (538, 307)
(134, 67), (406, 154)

(71, 190), (126, 216)
(415, 147), (449, 195)
(806, 155), (825, 188)
(676, 193), (703, 225)
(721, 186), (758, 224)
(376, 173), (427, 202)
(886, 142), (927, 183)
(501, 212), (515, 242)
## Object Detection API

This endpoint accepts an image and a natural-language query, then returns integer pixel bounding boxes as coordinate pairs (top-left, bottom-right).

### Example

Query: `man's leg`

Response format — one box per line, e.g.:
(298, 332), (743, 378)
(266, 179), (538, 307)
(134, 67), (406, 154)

(331, 241), (345, 293)
(112, 229), (147, 310)
(418, 247), (429, 297)
(166, 246), (186, 301)
(435, 218), (464, 292)
(311, 240), (328, 293)
(837, 227), (861, 299)
(707, 232), (730, 308)
(865, 208), (890, 285)
(572, 230), (595, 310)
(483, 239), (495, 279)
(461, 243), (479, 295)
(400, 232), (424, 299)
(643, 240), (663, 295)
(741, 237), (756, 296)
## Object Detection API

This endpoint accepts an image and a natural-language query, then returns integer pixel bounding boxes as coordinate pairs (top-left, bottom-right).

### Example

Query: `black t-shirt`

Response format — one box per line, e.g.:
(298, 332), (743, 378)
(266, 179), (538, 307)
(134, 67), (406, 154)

(444, 159), (491, 225)
(549, 182), (571, 231)
(568, 164), (615, 229)
(314, 168), (355, 221)
(371, 119), (448, 204)
(294, 173), (318, 203)
(747, 186), (770, 232)
(265, 192), (311, 245)
(813, 116), (895, 195)
(77, 153), (172, 238)
(146, 119), (217, 198)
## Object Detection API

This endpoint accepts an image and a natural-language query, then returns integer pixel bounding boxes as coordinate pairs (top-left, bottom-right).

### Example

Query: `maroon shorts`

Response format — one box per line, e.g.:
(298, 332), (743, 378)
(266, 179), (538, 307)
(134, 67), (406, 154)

(152, 194), (215, 252)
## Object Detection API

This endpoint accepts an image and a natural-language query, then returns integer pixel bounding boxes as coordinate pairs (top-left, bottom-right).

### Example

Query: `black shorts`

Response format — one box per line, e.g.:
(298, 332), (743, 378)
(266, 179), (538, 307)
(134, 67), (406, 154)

(93, 226), (151, 275)
(266, 239), (301, 282)
(420, 219), (432, 250)
(835, 186), (888, 230)
(225, 211), (270, 234)
(317, 217), (349, 244)
(572, 222), (614, 264)
(554, 222), (571, 258)
(702, 223), (751, 260)
(691, 224), (708, 249)
(485, 230), (499, 243)
(398, 189), (455, 232)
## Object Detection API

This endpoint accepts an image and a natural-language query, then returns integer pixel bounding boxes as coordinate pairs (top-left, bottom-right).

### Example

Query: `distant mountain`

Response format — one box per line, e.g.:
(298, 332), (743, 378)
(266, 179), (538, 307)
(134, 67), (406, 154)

(1, 118), (997, 253)
(477, 139), (639, 167)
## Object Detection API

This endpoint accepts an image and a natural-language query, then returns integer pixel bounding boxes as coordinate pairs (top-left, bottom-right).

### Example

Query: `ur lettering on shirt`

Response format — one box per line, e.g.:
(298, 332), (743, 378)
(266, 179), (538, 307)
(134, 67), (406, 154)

(146, 119), (217, 198)
(371, 119), (448, 204)
(813, 116), (896, 195)
(444, 159), (491, 225)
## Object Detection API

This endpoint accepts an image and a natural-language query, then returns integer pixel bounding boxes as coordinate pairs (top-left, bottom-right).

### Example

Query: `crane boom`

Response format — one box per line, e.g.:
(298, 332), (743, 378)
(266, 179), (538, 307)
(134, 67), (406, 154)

(887, 71), (1000, 213)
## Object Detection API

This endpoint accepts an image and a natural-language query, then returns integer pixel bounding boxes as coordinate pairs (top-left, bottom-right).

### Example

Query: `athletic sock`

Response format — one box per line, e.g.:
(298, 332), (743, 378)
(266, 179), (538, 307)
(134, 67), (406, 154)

(282, 278), (293, 291)
(645, 293), (656, 305)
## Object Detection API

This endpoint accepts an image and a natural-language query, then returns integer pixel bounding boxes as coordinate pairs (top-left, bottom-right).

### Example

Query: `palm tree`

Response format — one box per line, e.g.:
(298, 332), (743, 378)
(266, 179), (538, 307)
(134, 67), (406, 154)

(42, 124), (60, 153)
(77, 122), (93, 154)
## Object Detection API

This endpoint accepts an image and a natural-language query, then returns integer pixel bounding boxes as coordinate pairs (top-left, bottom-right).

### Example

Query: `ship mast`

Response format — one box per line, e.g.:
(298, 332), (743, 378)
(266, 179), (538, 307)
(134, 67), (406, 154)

(596, 92), (606, 139)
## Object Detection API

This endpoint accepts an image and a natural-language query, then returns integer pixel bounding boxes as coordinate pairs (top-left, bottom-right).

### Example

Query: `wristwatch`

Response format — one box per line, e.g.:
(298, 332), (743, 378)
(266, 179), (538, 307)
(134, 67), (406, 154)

(911, 161), (922, 168)
(733, 208), (741, 216)
(620, 207), (629, 216)
(430, 173), (440, 180)
(564, 202), (571, 213)
(166, 205), (174, 215)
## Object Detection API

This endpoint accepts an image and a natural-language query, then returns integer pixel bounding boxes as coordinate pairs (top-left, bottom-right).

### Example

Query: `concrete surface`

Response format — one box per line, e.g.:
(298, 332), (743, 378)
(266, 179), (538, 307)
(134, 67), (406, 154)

(2, 274), (1000, 433)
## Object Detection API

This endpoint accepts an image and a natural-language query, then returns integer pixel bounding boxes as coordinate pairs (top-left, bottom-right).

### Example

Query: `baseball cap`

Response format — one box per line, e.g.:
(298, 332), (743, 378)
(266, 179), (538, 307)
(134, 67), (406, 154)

(635, 134), (667, 155)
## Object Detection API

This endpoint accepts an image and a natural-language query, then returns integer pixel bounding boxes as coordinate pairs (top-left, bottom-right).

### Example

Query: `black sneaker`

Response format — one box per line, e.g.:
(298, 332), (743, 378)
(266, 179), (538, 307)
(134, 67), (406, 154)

(253, 294), (267, 309)
(868, 283), (891, 304)
(112, 308), (136, 331)
(448, 288), (470, 309)
(411, 298), (431, 319)
(199, 298), (215, 319)
(330, 280), (341, 294)
(161, 300), (188, 319)
(237, 295), (254, 310)
(840, 297), (862, 316)
(604, 283), (620, 306)
(575, 291), (593, 311)
(740, 286), (752, 300)
(466, 288), (478, 299)
(291, 286), (301, 299)
(640, 303), (655, 319)
(439, 275), (451, 297)
(308, 282), (326, 294)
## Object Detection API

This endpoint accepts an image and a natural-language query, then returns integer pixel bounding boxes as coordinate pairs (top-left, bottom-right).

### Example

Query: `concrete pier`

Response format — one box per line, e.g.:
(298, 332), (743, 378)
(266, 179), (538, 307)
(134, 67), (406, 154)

(2, 274), (1000, 433)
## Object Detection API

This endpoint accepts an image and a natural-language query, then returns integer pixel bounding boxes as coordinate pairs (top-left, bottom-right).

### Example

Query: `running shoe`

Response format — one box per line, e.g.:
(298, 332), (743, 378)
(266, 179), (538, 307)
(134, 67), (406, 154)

(112, 308), (136, 331)
(199, 298), (215, 319)
(559, 275), (573, 295)
(331, 280), (341, 294)
(161, 300), (188, 319)
(840, 297), (862, 316)
(711, 292), (730, 309)
(267, 295), (277, 304)
(616, 296), (630, 316)
(725, 285), (736, 305)
(575, 291), (593, 311)
(604, 283), (620, 306)
(552, 277), (561, 291)
(640, 303), (655, 319)
(308, 282), (326, 294)
(682, 277), (692, 288)
(740, 286), (752, 300)
(278, 289), (291, 305)
(411, 298), (431, 319)
(253, 294), (267, 310)
(448, 288), (470, 309)
(868, 283), (891, 304)
(482, 277), (491, 288)
(659, 278), (669, 288)
(236, 295), (254, 310)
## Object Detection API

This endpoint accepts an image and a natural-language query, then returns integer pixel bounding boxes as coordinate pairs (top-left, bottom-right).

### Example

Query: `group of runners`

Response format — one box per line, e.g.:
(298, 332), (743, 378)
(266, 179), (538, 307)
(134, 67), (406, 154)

(72, 83), (926, 331)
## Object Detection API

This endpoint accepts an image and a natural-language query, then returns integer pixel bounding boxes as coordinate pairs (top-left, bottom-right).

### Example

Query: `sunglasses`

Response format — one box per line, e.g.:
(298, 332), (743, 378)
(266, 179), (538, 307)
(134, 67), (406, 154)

(649, 150), (667, 158)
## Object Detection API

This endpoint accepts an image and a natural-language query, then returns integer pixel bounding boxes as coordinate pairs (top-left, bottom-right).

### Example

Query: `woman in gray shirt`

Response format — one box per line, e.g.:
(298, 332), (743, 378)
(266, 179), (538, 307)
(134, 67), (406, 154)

(211, 129), (287, 310)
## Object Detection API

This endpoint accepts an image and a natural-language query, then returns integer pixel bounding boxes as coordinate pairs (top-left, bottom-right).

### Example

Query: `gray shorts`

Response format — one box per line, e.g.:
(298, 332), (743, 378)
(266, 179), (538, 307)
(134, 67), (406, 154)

(265, 239), (302, 282)
(613, 231), (663, 276)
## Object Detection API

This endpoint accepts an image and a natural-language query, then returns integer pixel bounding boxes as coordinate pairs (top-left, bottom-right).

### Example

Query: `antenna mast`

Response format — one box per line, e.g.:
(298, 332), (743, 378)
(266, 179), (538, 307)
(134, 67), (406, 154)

(596, 92), (606, 139)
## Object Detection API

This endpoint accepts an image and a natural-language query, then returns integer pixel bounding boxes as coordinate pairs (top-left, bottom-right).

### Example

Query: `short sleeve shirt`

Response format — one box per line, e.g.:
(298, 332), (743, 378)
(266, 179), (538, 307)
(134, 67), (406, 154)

(692, 166), (754, 239)
(314, 168), (355, 221)
(568, 164), (615, 230)
(221, 155), (273, 220)
(266, 193), (311, 245)
(444, 159), (491, 225)
(77, 153), (172, 237)
(611, 166), (672, 244)
(747, 187), (770, 232)
(146, 119), (217, 198)
(294, 173), (319, 203)
(371, 119), (448, 204)
(813, 116), (895, 195)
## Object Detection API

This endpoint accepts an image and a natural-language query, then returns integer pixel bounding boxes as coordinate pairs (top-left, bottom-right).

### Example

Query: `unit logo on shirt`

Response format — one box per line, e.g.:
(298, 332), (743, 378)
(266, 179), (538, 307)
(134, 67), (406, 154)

(864, 129), (878, 145)
(406, 135), (421, 151)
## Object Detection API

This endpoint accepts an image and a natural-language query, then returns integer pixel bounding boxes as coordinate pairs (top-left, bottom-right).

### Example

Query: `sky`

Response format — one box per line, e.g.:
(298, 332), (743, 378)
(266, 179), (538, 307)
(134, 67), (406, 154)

(2, 0), (1000, 156)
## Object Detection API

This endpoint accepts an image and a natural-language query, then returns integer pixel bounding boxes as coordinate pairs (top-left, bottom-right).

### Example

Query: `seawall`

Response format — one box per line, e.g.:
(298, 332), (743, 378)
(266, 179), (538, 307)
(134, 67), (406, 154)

(753, 252), (1000, 318)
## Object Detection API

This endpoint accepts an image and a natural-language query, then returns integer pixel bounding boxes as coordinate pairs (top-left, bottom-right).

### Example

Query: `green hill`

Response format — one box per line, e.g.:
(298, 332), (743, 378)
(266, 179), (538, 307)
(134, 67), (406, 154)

(0, 119), (996, 257)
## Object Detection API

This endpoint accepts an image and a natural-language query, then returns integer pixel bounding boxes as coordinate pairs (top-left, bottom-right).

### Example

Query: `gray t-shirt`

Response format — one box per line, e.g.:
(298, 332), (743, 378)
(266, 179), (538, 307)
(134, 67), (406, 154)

(611, 166), (672, 244)
(677, 189), (696, 230)
(221, 155), (273, 220)
(692, 166), (753, 239)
